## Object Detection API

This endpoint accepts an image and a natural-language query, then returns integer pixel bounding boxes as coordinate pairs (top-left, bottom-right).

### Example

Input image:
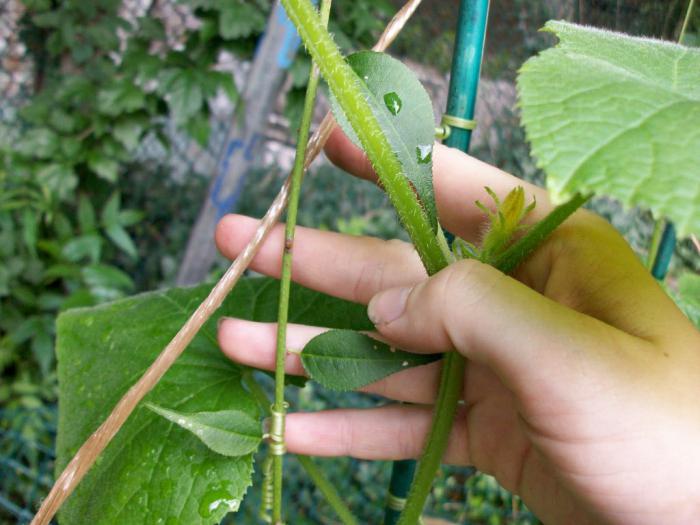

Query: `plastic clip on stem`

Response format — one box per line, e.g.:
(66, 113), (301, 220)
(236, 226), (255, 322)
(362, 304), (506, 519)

(384, 2), (490, 525)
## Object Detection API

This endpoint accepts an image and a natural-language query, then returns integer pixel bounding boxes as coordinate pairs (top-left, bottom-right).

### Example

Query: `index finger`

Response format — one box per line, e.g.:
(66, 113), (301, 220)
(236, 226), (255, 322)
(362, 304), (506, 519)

(324, 127), (552, 241)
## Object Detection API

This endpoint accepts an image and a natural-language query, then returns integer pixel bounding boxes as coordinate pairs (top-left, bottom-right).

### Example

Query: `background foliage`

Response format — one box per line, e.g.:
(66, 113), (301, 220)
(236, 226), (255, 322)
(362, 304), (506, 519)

(0, 0), (697, 523)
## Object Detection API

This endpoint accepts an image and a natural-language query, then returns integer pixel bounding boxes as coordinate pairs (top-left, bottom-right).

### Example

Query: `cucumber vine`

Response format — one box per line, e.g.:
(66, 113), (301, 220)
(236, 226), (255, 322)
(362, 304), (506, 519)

(280, 0), (590, 521)
(38, 1), (699, 524)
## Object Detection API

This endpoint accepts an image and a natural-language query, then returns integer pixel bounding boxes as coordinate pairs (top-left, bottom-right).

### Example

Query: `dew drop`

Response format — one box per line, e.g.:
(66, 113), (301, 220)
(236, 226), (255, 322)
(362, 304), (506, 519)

(198, 488), (237, 518)
(383, 92), (402, 115)
(416, 144), (433, 164)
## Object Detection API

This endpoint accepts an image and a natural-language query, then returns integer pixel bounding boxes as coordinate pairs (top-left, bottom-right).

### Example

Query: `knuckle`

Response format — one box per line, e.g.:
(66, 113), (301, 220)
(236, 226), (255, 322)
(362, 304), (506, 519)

(339, 412), (355, 456)
(351, 238), (414, 303)
(429, 260), (504, 347)
(442, 259), (500, 310)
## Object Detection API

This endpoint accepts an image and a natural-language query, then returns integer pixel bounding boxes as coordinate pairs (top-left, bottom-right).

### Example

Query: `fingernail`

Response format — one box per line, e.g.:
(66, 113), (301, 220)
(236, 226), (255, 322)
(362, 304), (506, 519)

(368, 286), (411, 325)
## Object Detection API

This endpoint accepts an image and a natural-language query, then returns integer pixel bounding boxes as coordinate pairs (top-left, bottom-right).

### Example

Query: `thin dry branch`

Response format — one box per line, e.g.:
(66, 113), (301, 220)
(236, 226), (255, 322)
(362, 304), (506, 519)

(31, 1), (423, 523)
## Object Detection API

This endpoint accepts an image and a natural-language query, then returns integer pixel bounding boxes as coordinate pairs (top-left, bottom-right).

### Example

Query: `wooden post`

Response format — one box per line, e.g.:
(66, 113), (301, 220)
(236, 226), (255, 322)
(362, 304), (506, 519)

(177, 1), (305, 285)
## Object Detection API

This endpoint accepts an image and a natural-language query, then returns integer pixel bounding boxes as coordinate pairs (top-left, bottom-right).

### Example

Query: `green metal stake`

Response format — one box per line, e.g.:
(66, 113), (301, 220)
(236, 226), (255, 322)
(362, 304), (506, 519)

(444, 0), (490, 152)
(383, 2), (490, 524)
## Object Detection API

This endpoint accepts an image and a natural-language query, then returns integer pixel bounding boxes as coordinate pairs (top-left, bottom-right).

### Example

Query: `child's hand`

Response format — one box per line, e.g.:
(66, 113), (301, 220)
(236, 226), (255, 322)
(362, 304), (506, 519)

(216, 128), (700, 524)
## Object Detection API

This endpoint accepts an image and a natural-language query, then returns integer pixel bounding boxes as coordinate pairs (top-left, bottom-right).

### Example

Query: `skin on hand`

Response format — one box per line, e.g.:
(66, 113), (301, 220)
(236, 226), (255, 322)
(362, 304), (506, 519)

(215, 128), (700, 524)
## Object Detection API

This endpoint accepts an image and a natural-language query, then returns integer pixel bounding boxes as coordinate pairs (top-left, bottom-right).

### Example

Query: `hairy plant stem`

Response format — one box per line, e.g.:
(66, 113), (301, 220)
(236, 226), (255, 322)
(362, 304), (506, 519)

(272, 2), (331, 522)
(30, 4), (421, 524)
(493, 193), (592, 274)
(279, 3), (592, 522)
(280, 0), (447, 276)
(396, 193), (589, 524)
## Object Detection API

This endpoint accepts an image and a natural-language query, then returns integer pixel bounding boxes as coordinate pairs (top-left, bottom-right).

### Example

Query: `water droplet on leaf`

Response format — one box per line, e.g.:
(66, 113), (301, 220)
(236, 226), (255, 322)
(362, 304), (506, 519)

(383, 92), (402, 115)
(198, 488), (239, 518)
(416, 144), (432, 164)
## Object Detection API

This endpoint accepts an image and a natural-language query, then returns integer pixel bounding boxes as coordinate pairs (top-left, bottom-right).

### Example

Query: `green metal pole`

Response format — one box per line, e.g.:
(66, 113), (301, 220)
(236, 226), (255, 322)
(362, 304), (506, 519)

(444, 0), (490, 152)
(383, 2), (490, 524)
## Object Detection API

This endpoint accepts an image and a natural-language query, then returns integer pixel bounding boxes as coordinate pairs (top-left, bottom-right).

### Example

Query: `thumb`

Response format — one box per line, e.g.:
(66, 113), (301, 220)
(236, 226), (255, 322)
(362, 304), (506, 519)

(367, 259), (638, 403)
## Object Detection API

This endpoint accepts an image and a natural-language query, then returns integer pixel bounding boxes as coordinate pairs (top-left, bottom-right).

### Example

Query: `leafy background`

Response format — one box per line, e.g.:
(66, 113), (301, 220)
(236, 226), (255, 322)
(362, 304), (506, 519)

(0, 0), (698, 523)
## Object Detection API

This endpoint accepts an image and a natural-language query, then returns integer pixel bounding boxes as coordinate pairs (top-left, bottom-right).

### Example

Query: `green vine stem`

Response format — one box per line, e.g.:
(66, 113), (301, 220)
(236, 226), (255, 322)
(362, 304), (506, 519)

(281, 1), (590, 522)
(272, 1), (332, 522)
(493, 193), (591, 274)
(397, 193), (589, 524)
(280, 0), (448, 277)
(243, 373), (359, 524)
(296, 456), (360, 525)
(680, 0), (696, 43)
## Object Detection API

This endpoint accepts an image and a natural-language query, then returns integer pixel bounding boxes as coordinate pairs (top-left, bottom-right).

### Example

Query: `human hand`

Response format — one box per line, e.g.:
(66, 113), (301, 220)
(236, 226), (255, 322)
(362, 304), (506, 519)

(215, 128), (700, 524)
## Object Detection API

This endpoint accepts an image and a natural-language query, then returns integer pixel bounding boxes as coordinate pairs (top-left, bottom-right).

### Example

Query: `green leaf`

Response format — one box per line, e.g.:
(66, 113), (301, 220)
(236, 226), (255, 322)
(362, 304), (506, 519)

(218, 1), (266, 40)
(31, 320), (54, 376)
(82, 264), (134, 295)
(56, 277), (371, 524)
(78, 194), (97, 233)
(113, 120), (143, 151)
(87, 152), (119, 182)
(36, 163), (78, 200)
(100, 192), (121, 228)
(185, 112), (212, 147)
(97, 83), (145, 116)
(518, 21), (700, 237)
(301, 329), (440, 391)
(117, 209), (144, 227)
(105, 224), (138, 258)
(16, 128), (59, 158)
(160, 69), (204, 125)
(145, 404), (261, 457)
(61, 234), (102, 263)
(21, 208), (38, 256)
(48, 108), (78, 133)
(44, 263), (82, 283)
(329, 51), (438, 232)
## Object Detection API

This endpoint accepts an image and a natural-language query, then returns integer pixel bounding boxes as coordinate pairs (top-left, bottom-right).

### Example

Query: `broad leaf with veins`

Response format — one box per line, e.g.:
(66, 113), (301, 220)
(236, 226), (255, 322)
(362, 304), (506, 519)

(518, 21), (700, 237)
(56, 278), (372, 524)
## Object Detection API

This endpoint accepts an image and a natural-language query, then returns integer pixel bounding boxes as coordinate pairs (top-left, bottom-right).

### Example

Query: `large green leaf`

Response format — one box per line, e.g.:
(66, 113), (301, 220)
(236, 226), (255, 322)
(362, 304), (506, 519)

(518, 21), (700, 237)
(159, 69), (204, 125)
(301, 329), (440, 391)
(329, 51), (438, 232)
(56, 277), (371, 524)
